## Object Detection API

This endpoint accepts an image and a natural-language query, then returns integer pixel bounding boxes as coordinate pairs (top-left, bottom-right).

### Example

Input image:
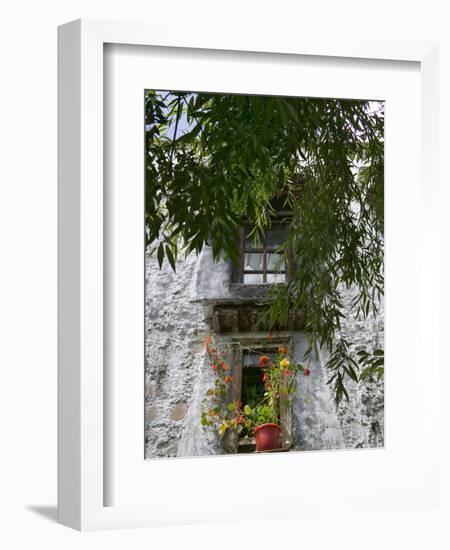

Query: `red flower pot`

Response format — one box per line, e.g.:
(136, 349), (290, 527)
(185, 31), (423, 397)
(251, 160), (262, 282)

(254, 423), (282, 452)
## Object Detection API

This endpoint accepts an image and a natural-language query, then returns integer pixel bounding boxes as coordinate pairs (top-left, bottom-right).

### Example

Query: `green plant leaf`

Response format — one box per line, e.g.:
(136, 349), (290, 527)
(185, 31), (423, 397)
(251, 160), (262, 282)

(165, 245), (176, 271)
(157, 242), (164, 269)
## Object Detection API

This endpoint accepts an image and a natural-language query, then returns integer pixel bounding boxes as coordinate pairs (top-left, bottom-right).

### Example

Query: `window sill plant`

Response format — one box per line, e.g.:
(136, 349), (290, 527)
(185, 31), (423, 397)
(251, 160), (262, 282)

(201, 337), (310, 452)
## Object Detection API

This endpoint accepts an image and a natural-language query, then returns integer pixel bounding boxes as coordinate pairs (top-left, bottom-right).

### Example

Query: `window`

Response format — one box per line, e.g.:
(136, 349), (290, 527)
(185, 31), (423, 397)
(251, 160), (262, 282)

(241, 348), (276, 409)
(225, 341), (293, 453)
(237, 225), (289, 284)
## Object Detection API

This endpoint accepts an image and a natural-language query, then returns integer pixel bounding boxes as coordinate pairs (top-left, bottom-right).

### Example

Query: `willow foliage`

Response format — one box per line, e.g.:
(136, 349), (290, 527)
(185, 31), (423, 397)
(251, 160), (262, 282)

(145, 91), (384, 403)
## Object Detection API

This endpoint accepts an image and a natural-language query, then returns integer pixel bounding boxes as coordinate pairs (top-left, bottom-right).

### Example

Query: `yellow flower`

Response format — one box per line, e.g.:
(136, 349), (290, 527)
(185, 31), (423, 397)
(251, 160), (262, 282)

(280, 358), (290, 368)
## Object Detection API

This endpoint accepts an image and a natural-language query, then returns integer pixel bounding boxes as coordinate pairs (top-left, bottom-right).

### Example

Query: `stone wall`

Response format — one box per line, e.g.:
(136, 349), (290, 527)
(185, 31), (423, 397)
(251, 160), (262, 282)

(145, 249), (384, 458)
(336, 290), (385, 448)
(144, 252), (209, 458)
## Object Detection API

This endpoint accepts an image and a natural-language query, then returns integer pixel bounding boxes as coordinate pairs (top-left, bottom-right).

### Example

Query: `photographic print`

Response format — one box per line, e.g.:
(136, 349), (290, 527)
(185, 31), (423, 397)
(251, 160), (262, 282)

(144, 91), (384, 458)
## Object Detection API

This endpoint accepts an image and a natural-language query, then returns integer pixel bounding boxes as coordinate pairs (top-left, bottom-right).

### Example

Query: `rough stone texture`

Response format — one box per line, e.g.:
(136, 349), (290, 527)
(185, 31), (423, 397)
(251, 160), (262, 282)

(335, 289), (385, 449)
(145, 247), (384, 458)
(144, 252), (209, 458)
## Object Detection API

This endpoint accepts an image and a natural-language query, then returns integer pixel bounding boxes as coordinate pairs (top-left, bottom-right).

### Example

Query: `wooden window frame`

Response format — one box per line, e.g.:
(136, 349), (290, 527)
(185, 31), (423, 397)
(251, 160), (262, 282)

(224, 337), (293, 453)
(235, 220), (292, 284)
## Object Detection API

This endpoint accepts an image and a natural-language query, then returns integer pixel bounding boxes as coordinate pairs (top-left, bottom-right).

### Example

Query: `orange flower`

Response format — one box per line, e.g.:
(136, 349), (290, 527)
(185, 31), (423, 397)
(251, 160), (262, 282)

(221, 363), (231, 371)
(259, 355), (270, 367)
(278, 345), (288, 355)
(211, 363), (218, 370)
(224, 375), (233, 384)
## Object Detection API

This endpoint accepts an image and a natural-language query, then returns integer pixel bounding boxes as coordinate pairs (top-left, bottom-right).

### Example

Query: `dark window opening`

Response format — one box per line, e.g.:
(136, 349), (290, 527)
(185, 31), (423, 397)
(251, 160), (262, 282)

(237, 346), (288, 452)
(241, 349), (275, 409)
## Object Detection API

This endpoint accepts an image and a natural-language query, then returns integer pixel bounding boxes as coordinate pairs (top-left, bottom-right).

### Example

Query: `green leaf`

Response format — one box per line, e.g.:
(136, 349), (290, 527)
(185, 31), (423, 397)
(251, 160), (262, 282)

(281, 99), (300, 124)
(343, 365), (358, 383)
(360, 367), (374, 381)
(375, 367), (384, 380)
(165, 245), (176, 271)
(157, 242), (164, 268)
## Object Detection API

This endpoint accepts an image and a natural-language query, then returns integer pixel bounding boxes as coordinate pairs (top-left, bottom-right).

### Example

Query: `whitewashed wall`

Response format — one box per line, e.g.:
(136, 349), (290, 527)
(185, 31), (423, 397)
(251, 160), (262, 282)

(145, 250), (384, 459)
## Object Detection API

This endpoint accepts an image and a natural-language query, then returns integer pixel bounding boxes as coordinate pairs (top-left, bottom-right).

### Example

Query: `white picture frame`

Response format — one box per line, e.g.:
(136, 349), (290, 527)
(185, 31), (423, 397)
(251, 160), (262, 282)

(58, 18), (440, 531)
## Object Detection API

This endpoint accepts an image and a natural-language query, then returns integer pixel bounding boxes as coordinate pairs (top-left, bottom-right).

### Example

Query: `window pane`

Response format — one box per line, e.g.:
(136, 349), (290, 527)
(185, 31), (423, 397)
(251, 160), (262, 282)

(267, 253), (285, 271)
(244, 230), (262, 250)
(244, 253), (263, 271)
(243, 273), (264, 284)
(266, 273), (286, 283)
(265, 228), (288, 248)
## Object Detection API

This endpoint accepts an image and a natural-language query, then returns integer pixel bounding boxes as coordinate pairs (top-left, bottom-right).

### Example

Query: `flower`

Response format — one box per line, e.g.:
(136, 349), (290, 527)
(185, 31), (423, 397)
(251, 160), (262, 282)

(221, 363), (231, 371)
(304, 367), (311, 377)
(282, 369), (293, 377)
(280, 358), (290, 368)
(259, 355), (270, 366)
(278, 345), (288, 355)
(224, 375), (233, 384)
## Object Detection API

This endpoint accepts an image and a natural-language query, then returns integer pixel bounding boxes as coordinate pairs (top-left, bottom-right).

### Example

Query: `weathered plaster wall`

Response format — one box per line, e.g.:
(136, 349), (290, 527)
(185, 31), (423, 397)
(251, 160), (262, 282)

(335, 290), (385, 448)
(145, 248), (384, 459)
(145, 252), (209, 458)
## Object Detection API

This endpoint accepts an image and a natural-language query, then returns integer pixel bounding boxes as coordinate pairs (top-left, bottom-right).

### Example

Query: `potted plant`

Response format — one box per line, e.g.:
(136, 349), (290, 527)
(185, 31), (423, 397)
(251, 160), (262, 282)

(247, 404), (281, 452)
(201, 337), (311, 452)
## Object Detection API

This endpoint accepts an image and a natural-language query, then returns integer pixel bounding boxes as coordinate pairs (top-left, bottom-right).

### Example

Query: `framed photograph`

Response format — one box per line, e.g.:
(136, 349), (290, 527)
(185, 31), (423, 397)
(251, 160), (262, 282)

(58, 18), (439, 530)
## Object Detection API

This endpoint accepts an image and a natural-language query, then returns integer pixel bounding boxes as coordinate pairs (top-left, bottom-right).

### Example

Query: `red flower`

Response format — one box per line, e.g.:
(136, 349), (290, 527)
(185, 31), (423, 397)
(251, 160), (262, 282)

(304, 368), (311, 377)
(259, 355), (270, 367)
